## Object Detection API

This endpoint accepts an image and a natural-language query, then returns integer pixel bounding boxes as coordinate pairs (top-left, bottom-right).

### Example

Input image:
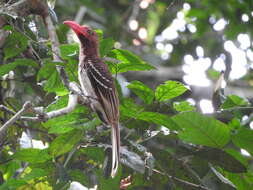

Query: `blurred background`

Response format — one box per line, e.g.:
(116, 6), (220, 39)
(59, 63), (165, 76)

(55, 0), (253, 114)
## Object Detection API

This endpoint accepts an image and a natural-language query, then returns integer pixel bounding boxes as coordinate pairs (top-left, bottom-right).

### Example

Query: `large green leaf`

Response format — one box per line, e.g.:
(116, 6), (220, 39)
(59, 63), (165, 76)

(232, 128), (253, 155)
(127, 80), (154, 104)
(22, 168), (48, 181)
(81, 147), (104, 162)
(43, 70), (68, 96)
(221, 95), (249, 109)
(49, 130), (83, 157)
(173, 112), (230, 148)
(13, 149), (51, 164)
(155, 81), (187, 101)
(60, 44), (79, 59)
(107, 49), (155, 74)
(37, 61), (57, 81)
(0, 59), (38, 76)
(120, 98), (144, 118)
(137, 112), (179, 130)
(99, 37), (114, 57)
(0, 179), (26, 190)
(37, 61), (68, 95)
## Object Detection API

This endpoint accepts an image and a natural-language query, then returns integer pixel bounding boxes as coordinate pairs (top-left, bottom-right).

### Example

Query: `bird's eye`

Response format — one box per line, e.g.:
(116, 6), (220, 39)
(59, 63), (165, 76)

(87, 29), (93, 35)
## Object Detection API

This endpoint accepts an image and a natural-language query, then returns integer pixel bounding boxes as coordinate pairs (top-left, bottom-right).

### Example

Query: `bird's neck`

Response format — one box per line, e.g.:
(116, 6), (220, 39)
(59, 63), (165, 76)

(78, 36), (99, 59)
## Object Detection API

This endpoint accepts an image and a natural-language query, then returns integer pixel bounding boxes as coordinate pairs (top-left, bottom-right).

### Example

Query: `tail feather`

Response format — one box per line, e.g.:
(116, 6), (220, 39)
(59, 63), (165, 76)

(111, 123), (120, 178)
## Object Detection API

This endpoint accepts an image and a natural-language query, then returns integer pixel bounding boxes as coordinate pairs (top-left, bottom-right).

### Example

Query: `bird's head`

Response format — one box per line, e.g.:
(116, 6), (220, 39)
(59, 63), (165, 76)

(64, 20), (99, 57)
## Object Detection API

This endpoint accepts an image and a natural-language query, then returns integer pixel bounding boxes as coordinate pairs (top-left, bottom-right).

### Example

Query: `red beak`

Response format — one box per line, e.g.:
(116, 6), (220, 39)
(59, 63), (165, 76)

(63, 20), (82, 35)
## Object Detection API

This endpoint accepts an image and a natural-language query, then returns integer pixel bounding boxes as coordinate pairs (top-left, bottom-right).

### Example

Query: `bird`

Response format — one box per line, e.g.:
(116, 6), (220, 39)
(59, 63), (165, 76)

(63, 20), (120, 178)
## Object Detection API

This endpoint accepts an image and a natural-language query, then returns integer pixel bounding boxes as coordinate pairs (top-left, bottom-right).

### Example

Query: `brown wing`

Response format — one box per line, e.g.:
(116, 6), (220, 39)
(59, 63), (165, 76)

(85, 58), (119, 125)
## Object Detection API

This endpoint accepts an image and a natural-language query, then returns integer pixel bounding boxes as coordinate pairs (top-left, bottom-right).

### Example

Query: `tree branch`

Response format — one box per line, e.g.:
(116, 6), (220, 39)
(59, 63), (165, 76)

(43, 13), (61, 62)
(0, 101), (32, 134)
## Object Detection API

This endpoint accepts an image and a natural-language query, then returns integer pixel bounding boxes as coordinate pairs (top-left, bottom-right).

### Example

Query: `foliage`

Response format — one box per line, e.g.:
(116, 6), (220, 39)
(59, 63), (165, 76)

(0, 0), (253, 190)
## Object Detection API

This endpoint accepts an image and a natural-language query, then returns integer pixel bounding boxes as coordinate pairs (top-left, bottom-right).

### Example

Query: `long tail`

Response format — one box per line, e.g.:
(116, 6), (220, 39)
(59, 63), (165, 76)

(111, 123), (120, 178)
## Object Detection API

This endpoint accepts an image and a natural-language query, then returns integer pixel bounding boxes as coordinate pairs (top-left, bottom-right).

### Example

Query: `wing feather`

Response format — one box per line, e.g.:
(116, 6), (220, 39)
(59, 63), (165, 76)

(86, 59), (119, 124)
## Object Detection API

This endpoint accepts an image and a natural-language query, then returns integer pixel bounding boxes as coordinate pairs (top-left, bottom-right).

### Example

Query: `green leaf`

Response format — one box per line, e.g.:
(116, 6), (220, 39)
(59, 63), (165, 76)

(44, 70), (68, 96)
(82, 117), (102, 131)
(99, 37), (114, 57)
(95, 29), (103, 41)
(222, 95), (249, 109)
(173, 112), (230, 148)
(4, 31), (28, 60)
(46, 95), (69, 111)
(0, 179), (26, 190)
(69, 170), (89, 187)
(155, 81), (187, 101)
(120, 98), (144, 118)
(47, 124), (74, 134)
(195, 147), (246, 173)
(81, 147), (104, 162)
(37, 61), (57, 81)
(225, 148), (248, 168)
(0, 59), (38, 76)
(60, 44), (79, 59)
(97, 168), (122, 190)
(224, 172), (253, 190)
(173, 101), (195, 112)
(14, 149), (51, 163)
(49, 130), (83, 157)
(1, 160), (20, 180)
(232, 128), (253, 155)
(22, 168), (48, 181)
(127, 81), (154, 104)
(44, 96), (89, 134)
(137, 112), (179, 130)
(107, 49), (155, 74)
(37, 61), (68, 95)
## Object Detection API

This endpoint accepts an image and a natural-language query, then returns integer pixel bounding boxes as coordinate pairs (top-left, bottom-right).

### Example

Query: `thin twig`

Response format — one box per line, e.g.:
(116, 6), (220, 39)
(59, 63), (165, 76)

(0, 105), (15, 115)
(149, 167), (211, 190)
(0, 101), (32, 135)
(64, 146), (78, 168)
